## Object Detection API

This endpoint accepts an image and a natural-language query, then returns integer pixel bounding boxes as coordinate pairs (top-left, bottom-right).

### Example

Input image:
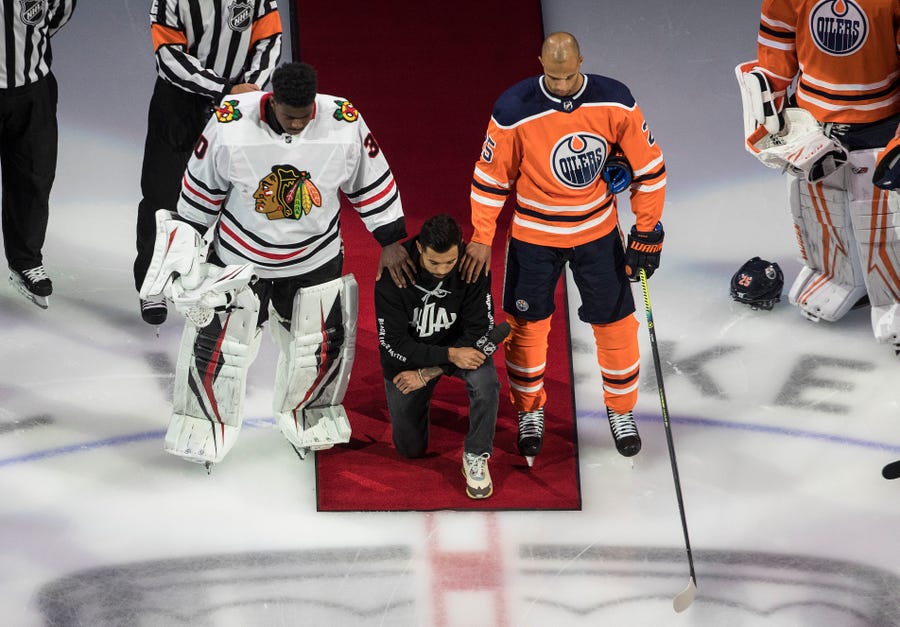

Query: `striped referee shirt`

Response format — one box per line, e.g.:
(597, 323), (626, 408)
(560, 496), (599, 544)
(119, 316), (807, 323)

(151, 0), (282, 101)
(0, 0), (76, 89)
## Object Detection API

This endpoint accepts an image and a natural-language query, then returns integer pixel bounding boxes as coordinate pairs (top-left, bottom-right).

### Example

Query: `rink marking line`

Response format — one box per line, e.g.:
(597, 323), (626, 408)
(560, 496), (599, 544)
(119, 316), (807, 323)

(1, 414), (898, 469)
(0, 417), (276, 468)
(634, 413), (900, 453)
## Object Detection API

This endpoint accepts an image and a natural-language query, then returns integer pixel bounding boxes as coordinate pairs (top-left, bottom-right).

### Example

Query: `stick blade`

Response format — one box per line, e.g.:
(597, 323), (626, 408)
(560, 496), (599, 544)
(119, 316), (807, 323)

(672, 578), (697, 613)
(883, 460), (900, 480)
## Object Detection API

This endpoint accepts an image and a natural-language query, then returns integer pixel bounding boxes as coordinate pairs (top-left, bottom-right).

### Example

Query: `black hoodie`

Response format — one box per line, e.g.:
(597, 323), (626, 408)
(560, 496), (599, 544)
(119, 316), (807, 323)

(375, 237), (495, 379)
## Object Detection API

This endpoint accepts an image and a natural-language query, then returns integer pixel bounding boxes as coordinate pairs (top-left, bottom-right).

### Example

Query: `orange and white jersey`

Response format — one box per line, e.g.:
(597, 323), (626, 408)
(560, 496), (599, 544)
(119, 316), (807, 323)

(470, 74), (666, 248)
(757, 0), (900, 124)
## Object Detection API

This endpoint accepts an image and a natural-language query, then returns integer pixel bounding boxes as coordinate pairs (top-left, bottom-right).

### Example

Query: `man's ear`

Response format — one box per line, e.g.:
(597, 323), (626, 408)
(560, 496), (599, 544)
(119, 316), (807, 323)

(416, 241), (423, 255)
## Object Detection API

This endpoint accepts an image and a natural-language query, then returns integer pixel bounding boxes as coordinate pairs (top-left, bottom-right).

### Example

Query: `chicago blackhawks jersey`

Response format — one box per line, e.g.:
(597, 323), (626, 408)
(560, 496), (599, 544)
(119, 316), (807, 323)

(150, 0), (282, 99)
(178, 90), (406, 279)
(470, 73), (666, 248)
(757, 0), (900, 124)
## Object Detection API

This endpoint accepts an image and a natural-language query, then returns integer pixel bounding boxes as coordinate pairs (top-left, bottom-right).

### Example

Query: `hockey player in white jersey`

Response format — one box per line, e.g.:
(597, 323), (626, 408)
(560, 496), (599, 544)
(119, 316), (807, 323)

(141, 61), (416, 466)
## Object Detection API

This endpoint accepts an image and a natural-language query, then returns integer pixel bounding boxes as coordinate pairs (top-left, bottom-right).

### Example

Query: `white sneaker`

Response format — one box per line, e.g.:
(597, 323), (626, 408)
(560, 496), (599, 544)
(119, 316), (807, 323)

(462, 452), (493, 499)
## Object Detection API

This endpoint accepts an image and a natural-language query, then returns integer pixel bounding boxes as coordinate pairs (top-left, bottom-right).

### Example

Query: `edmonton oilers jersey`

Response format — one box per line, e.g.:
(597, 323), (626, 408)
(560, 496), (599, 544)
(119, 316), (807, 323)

(470, 73), (666, 248)
(757, 0), (900, 124)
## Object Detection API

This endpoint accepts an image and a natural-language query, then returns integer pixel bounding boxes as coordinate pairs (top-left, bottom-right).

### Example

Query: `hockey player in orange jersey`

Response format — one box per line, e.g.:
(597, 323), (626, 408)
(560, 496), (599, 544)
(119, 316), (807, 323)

(736, 0), (900, 351)
(460, 32), (666, 465)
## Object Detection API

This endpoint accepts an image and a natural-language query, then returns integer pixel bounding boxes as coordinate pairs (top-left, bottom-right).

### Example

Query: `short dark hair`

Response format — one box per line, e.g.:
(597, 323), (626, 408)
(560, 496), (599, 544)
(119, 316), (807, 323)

(418, 214), (462, 253)
(271, 62), (317, 107)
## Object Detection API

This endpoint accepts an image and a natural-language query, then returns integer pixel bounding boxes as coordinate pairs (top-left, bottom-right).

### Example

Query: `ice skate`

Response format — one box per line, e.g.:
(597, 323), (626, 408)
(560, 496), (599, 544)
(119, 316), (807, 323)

(9, 266), (52, 309)
(462, 452), (493, 499)
(140, 294), (168, 325)
(607, 408), (641, 457)
(517, 408), (544, 467)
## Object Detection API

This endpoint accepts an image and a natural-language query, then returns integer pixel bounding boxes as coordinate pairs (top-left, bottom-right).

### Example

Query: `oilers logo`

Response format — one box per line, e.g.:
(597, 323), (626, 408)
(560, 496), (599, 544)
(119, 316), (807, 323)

(551, 133), (608, 189)
(809, 0), (868, 56)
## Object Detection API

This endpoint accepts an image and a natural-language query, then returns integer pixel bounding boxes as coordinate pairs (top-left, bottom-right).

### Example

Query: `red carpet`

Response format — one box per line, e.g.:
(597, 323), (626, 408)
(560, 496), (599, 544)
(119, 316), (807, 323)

(294, 2), (581, 510)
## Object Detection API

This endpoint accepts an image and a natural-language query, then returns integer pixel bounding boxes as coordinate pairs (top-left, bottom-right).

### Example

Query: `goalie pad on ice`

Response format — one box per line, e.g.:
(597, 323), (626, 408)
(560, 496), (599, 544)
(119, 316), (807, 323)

(165, 287), (262, 464)
(846, 149), (900, 346)
(746, 108), (848, 182)
(787, 152), (868, 322)
(271, 275), (358, 451)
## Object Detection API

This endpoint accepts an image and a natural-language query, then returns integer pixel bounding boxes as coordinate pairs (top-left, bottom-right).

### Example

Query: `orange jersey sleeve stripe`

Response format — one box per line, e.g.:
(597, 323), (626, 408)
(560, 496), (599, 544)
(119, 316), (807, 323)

(151, 23), (188, 52)
(251, 10), (282, 47)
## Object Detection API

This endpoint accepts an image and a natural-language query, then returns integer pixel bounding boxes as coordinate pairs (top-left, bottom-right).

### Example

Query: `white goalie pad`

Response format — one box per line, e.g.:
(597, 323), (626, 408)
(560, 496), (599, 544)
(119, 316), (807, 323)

(846, 149), (900, 345)
(787, 155), (867, 322)
(746, 108), (848, 182)
(735, 61), (783, 139)
(139, 209), (207, 298)
(271, 274), (358, 451)
(165, 287), (262, 464)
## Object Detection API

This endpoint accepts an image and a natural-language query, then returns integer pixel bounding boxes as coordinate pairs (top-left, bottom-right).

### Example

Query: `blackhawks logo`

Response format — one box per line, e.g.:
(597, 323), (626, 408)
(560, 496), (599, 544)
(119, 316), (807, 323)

(214, 100), (242, 123)
(333, 100), (359, 123)
(254, 165), (322, 221)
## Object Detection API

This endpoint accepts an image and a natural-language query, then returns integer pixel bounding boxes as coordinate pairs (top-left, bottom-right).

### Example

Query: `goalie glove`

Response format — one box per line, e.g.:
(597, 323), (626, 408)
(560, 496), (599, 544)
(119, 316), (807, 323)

(624, 222), (664, 281)
(874, 133), (900, 190)
(603, 153), (633, 194)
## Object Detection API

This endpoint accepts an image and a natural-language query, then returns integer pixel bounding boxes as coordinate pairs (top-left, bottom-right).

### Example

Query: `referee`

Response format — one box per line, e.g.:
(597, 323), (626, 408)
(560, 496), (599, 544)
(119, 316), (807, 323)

(134, 0), (283, 325)
(1, 0), (76, 309)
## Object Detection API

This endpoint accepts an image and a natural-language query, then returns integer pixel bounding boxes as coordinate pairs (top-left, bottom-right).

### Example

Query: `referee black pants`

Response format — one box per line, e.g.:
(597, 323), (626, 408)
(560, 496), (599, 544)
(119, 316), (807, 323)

(134, 78), (214, 292)
(0, 74), (57, 272)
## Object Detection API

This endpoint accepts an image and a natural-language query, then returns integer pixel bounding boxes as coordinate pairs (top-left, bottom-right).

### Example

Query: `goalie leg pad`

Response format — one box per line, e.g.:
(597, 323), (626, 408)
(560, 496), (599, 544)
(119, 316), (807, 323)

(140, 210), (207, 298)
(847, 149), (900, 345)
(271, 274), (358, 450)
(786, 168), (867, 322)
(165, 287), (262, 463)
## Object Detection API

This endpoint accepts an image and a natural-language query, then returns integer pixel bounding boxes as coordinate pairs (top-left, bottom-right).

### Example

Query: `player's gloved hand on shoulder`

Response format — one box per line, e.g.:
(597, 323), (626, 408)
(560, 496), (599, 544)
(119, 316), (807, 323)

(624, 222), (664, 281)
(603, 154), (633, 194)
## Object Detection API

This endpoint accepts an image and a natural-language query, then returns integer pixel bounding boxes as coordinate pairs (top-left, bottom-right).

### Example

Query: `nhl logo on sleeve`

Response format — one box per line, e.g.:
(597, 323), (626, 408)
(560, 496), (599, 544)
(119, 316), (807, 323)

(228, 1), (253, 31)
(18, 0), (46, 25)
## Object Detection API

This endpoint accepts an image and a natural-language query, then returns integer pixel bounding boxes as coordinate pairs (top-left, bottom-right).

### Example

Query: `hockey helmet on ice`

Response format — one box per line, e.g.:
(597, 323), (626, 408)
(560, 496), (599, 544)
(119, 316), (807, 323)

(730, 257), (783, 310)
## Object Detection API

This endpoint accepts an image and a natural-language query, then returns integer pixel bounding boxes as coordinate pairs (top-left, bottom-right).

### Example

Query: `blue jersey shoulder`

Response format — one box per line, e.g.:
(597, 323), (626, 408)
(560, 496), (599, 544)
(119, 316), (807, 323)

(582, 74), (636, 108)
(491, 73), (636, 126)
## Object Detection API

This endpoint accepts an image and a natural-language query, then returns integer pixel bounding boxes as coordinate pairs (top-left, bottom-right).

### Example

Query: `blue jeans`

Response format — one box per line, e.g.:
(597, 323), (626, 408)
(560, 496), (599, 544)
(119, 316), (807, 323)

(384, 360), (500, 458)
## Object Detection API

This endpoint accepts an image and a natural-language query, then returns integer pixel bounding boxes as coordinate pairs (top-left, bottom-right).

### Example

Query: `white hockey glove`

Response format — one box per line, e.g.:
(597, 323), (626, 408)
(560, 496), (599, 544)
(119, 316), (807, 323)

(170, 263), (257, 328)
(746, 108), (848, 182)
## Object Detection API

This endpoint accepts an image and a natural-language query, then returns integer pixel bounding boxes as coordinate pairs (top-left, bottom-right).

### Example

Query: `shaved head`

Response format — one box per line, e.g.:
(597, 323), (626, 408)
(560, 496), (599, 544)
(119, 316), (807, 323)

(540, 32), (581, 63)
(538, 32), (584, 97)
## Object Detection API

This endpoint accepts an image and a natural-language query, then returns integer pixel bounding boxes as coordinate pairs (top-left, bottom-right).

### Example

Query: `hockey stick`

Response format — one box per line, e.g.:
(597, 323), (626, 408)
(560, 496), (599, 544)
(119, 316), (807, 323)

(883, 460), (900, 480)
(639, 268), (697, 612)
